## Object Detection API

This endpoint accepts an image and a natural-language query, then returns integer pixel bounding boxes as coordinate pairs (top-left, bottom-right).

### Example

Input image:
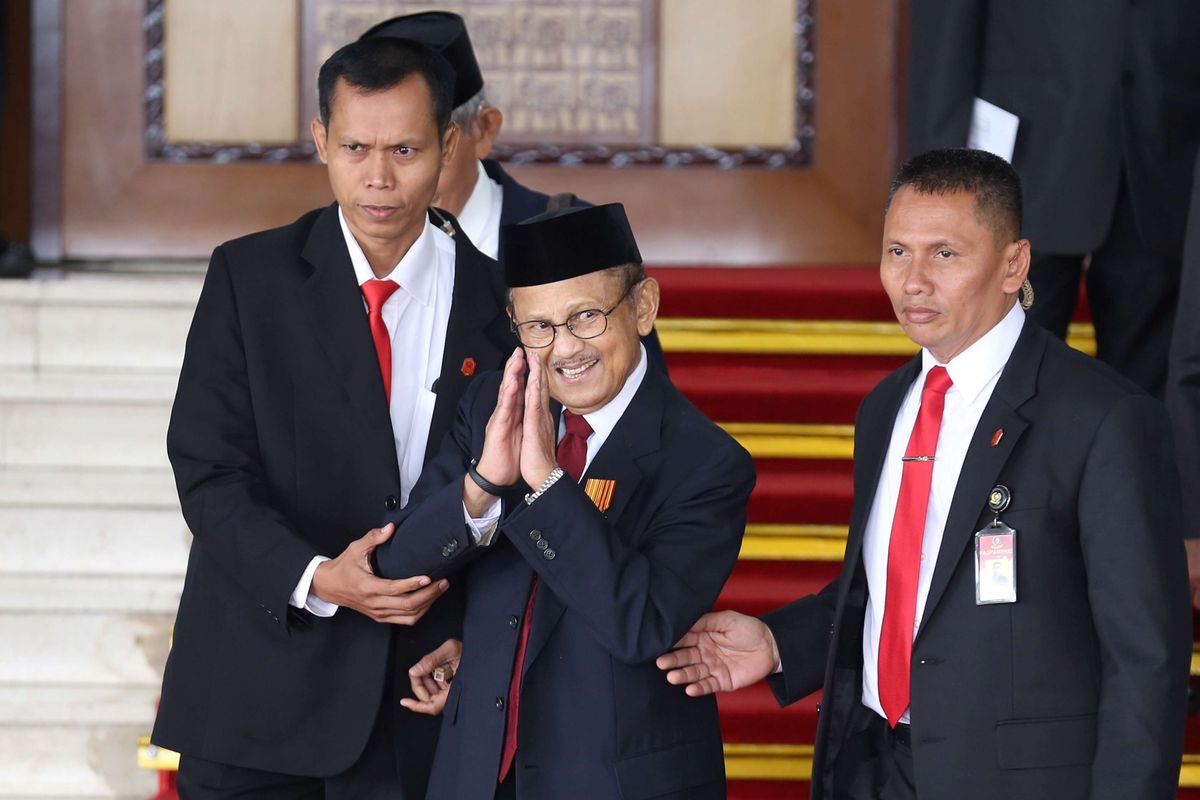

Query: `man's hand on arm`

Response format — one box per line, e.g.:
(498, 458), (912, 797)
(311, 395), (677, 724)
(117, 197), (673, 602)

(401, 638), (462, 716)
(464, 348), (527, 517)
(656, 610), (781, 697)
(310, 523), (449, 625)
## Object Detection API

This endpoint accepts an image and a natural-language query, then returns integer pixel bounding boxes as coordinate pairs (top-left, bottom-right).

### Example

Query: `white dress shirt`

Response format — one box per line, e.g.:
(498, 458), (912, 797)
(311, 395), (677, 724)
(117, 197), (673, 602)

(468, 345), (649, 538)
(454, 160), (504, 260)
(289, 208), (456, 616)
(859, 303), (1025, 724)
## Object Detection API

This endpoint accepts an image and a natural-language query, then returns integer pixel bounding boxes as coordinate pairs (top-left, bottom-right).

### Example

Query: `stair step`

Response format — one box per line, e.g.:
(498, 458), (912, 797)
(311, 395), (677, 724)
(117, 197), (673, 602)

(0, 723), (157, 798)
(0, 370), (174, 470)
(0, 575), (183, 614)
(0, 466), (178, 510)
(673, 362), (892, 424)
(718, 684), (818, 744)
(749, 460), (854, 525)
(651, 266), (892, 321)
(0, 609), (172, 686)
(0, 504), (190, 576)
(0, 271), (200, 372)
(718, 561), (841, 617)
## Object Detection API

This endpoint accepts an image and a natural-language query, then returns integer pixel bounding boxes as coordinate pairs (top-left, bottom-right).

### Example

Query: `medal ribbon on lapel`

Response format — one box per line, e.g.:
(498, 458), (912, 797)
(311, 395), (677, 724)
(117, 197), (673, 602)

(584, 478), (616, 512)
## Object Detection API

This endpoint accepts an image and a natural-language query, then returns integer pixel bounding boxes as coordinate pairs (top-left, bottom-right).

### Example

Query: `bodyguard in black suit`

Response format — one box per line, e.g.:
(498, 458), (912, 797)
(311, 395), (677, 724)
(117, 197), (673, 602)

(908, 0), (1200, 397)
(373, 204), (755, 799)
(153, 39), (512, 797)
(360, 11), (667, 371)
(660, 150), (1190, 799)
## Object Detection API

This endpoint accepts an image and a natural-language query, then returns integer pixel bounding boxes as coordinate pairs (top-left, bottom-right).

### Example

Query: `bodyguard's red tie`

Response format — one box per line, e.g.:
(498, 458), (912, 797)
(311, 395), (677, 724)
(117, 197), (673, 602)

(361, 279), (400, 401)
(878, 366), (953, 727)
(498, 410), (592, 782)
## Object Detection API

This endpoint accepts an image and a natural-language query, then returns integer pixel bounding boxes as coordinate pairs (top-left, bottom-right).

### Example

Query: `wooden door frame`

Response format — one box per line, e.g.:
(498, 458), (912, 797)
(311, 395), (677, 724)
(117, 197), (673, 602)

(34, 0), (909, 265)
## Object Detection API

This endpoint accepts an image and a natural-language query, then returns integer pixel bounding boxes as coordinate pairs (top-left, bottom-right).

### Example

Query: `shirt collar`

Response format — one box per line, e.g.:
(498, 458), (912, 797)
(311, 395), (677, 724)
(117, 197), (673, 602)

(337, 205), (437, 307)
(455, 160), (502, 251)
(564, 344), (649, 443)
(920, 303), (1025, 406)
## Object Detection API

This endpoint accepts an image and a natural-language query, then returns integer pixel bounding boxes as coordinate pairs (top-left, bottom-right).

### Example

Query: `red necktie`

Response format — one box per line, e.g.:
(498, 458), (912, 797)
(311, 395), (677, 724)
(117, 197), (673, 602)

(878, 366), (953, 727)
(498, 411), (593, 781)
(361, 279), (400, 401)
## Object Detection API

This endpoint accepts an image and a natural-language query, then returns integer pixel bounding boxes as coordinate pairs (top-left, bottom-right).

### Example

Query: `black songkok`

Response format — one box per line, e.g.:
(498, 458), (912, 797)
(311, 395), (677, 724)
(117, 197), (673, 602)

(359, 11), (484, 108)
(503, 204), (643, 288)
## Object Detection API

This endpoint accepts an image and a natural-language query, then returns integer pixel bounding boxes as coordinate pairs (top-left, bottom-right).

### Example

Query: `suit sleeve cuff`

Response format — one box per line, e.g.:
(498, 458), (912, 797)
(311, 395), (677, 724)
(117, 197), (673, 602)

(291, 556), (338, 617)
(462, 498), (502, 546)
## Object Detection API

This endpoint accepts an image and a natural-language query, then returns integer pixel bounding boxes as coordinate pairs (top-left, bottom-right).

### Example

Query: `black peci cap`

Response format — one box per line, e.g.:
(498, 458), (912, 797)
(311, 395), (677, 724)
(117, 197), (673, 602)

(502, 204), (642, 289)
(359, 11), (484, 108)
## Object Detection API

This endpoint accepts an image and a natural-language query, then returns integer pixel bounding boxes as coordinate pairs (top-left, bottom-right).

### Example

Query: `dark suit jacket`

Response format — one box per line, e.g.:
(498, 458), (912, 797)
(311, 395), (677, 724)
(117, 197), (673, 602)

(152, 204), (513, 787)
(483, 158), (669, 372)
(908, 0), (1200, 256)
(1167, 152), (1200, 536)
(375, 367), (755, 799)
(763, 321), (1190, 800)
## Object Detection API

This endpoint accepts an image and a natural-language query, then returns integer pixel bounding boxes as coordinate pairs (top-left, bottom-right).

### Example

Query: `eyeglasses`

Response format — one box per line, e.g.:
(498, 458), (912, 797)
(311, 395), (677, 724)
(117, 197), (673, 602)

(511, 281), (640, 348)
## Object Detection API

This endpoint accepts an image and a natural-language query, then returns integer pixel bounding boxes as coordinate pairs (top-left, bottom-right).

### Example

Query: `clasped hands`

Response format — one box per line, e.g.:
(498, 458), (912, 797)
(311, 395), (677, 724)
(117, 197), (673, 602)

(463, 347), (559, 516)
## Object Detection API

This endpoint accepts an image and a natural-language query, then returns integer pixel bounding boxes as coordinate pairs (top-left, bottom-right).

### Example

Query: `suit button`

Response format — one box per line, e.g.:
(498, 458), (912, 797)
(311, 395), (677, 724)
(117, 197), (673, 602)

(495, 697), (505, 710)
(543, 548), (556, 560)
(529, 530), (542, 541)
(384, 495), (398, 511)
(536, 539), (549, 551)
(509, 615), (520, 629)
(442, 546), (453, 558)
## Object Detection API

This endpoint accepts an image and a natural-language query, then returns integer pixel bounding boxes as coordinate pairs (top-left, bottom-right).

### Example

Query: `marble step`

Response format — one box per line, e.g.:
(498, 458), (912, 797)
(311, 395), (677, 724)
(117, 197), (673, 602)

(1, 608), (173, 687)
(0, 270), (201, 373)
(0, 490), (190, 575)
(1, 573), (176, 688)
(0, 720), (157, 798)
(0, 370), (175, 470)
(0, 466), (189, 577)
(0, 466), (179, 510)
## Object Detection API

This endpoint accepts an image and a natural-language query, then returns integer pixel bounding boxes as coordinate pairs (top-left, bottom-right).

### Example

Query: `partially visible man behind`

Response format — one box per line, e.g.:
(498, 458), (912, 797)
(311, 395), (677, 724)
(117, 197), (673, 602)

(359, 11), (667, 372)
(371, 204), (755, 799)
(908, 0), (1200, 398)
(1168, 152), (1200, 606)
(659, 149), (1190, 800)
(153, 37), (515, 798)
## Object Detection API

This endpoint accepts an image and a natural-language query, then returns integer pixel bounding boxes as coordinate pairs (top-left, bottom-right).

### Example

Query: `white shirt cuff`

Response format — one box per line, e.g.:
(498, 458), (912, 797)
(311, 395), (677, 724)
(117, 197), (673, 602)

(463, 498), (502, 546)
(290, 556), (338, 617)
(773, 660), (783, 675)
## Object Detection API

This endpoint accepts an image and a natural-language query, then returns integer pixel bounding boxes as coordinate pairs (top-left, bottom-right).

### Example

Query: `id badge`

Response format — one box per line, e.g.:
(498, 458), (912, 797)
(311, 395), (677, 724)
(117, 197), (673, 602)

(974, 522), (1017, 605)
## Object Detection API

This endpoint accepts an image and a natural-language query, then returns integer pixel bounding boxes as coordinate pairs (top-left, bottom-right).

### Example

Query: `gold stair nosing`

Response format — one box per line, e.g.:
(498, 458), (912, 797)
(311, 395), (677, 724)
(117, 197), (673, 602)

(740, 524), (849, 561)
(719, 422), (854, 460)
(658, 318), (1097, 357)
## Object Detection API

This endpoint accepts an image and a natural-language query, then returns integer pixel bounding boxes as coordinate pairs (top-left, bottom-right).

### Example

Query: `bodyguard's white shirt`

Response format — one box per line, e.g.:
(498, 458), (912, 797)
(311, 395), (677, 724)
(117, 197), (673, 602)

(455, 160), (504, 260)
(289, 208), (456, 616)
(859, 303), (1024, 724)
(468, 345), (650, 539)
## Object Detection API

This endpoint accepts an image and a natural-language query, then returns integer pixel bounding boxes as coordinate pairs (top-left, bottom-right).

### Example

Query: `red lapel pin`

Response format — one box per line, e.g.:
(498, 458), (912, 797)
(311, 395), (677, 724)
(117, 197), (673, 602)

(460, 357), (476, 377)
(990, 428), (1004, 447)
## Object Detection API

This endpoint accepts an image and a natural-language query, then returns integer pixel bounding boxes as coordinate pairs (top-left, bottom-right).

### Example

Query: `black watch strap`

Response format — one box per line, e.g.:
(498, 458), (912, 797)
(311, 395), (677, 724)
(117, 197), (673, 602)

(468, 458), (517, 496)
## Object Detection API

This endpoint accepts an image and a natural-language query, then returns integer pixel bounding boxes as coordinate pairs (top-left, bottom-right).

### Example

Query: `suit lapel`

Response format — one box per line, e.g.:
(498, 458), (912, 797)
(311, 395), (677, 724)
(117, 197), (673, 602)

(918, 321), (1045, 629)
(522, 370), (666, 674)
(299, 204), (398, 477)
(844, 358), (922, 570)
(423, 209), (514, 465)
